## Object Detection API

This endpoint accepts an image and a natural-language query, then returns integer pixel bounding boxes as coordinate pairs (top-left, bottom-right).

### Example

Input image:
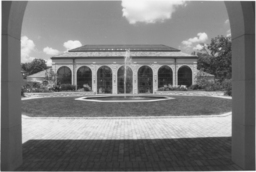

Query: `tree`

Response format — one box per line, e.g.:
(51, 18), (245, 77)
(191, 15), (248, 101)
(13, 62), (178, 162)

(45, 68), (57, 84)
(208, 36), (232, 81)
(21, 59), (48, 76)
(195, 36), (232, 82)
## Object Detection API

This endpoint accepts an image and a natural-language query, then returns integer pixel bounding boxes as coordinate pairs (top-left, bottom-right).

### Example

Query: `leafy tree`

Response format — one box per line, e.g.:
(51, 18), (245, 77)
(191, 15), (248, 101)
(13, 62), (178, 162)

(208, 36), (232, 81)
(45, 68), (57, 84)
(21, 59), (48, 76)
(194, 36), (232, 82)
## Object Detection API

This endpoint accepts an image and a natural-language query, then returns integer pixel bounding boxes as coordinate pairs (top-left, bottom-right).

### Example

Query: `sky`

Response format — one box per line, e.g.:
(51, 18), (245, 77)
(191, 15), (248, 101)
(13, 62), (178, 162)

(21, 1), (231, 66)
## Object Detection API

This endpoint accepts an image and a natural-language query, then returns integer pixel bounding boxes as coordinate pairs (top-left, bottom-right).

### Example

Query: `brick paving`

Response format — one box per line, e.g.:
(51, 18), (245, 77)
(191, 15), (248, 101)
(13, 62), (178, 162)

(16, 111), (242, 171)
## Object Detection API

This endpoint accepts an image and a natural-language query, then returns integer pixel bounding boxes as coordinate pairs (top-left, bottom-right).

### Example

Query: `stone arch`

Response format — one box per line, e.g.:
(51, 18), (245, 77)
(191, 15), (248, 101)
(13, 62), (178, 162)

(137, 65), (153, 93)
(1, 1), (255, 170)
(177, 65), (192, 87)
(158, 65), (173, 89)
(117, 66), (133, 94)
(97, 65), (112, 94)
(57, 66), (72, 85)
(76, 66), (92, 90)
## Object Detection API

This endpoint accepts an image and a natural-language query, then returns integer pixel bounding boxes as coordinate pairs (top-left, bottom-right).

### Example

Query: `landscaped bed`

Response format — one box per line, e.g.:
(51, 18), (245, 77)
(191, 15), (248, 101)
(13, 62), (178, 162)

(22, 96), (231, 117)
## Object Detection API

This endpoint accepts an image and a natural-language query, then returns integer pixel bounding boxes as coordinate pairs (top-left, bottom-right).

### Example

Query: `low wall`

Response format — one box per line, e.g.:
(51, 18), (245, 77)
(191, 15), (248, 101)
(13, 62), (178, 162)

(24, 91), (95, 98)
(156, 91), (225, 96)
(24, 91), (226, 98)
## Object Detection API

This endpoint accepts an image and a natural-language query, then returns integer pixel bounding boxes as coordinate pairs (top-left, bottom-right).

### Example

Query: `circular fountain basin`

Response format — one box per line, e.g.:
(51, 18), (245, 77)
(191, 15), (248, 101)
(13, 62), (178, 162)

(75, 95), (174, 102)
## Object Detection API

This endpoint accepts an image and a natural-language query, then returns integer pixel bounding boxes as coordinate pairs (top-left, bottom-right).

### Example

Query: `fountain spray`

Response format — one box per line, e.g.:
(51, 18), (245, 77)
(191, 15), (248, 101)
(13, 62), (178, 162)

(124, 49), (132, 98)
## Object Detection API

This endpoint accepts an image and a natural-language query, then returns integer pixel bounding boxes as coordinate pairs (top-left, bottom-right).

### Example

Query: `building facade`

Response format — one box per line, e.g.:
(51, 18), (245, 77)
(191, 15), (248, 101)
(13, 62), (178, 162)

(51, 45), (198, 94)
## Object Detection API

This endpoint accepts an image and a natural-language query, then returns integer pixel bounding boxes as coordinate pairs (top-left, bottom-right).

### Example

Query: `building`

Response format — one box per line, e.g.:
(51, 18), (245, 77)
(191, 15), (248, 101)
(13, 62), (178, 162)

(26, 68), (52, 83)
(51, 44), (198, 94)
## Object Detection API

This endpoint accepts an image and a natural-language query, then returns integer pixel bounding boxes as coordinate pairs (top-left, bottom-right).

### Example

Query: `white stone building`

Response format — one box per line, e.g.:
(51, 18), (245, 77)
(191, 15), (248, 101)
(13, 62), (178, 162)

(51, 44), (198, 94)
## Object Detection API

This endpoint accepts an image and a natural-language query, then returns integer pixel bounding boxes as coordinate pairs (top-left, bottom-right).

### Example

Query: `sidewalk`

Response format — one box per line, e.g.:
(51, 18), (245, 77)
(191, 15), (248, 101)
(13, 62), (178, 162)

(16, 113), (241, 171)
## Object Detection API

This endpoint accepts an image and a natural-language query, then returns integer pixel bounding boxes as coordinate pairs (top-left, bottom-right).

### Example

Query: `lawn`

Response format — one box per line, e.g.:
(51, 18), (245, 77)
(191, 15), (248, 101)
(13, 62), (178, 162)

(22, 96), (232, 117)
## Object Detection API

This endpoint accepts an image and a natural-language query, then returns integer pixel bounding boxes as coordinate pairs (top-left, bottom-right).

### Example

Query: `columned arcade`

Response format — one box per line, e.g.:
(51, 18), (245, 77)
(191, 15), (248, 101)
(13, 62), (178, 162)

(52, 45), (198, 94)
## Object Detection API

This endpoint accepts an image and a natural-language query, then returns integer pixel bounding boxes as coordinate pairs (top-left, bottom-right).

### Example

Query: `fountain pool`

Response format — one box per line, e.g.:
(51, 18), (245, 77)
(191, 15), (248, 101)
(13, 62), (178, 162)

(75, 96), (174, 103)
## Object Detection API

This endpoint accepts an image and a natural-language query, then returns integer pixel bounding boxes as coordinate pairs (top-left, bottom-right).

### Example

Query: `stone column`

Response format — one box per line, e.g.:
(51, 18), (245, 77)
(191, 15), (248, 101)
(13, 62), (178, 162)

(93, 65), (99, 94)
(73, 59), (76, 88)
(193, 62), (197, 85)
(175, 64), (180, 86)
(226, 2), (255, 170)
(133, 65), (139, 94)
(174, 59), (177, 86)
(2, 2), (27, 171)
(152, 64), (160, 94)
(111, 65), (118, 94)
(91, 65), (97, 94)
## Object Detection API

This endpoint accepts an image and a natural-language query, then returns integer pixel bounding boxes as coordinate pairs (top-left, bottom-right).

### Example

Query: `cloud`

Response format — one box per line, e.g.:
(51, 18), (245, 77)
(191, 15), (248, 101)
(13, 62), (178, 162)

(226, 29), (231, 37)
(182, 32), (208, 48)
(43, 47), (60, 56)
(193, 44), (204, 51)
(225, 19), (229, 24)
(46, 59), (52, 66)
(63, 40), (82, 51)
(21, 36), (36, 63)
(121, 0), (187, 24)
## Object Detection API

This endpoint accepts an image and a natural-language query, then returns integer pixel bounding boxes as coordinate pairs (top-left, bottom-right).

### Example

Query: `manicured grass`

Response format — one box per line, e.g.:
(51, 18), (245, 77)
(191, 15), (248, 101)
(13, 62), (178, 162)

(22, 96), (231, 117)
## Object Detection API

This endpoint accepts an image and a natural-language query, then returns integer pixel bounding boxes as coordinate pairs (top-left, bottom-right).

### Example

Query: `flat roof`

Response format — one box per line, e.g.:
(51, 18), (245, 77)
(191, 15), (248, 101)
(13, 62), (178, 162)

(69, 44), (180, 52)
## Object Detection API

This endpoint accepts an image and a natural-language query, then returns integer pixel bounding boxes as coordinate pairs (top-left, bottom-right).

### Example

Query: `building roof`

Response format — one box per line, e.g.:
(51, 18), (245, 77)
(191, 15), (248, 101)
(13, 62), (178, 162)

(52, 51), (197, 59)
(27, 68), (51, 78)
(69, 44), (180, 52)
(197, 70), (215, 77)
(52, 44), (197, 59)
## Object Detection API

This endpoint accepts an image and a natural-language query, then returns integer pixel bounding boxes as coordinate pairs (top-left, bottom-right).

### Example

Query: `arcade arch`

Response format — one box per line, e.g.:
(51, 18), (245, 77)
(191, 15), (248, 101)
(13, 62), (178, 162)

(77, 66), (92, 90)
(177, 66), (192, 87)
(97, 66), (112, 94)
(138, 65), (153, 93)
(57, 66), (72, 85)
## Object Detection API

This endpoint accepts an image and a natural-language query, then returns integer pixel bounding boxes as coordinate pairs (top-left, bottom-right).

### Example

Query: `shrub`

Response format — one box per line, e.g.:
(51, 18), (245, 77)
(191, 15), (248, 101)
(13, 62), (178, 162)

(60, 84), (76, 91)
(189, 84), (202, 90)
(158, 85), (187, 91)
(223, 79), (232, 96)
(196, 75), (224, 91)
(158, 87), (165, 91)
(21, 87), (25, 97)
(83, 84), (91, 91)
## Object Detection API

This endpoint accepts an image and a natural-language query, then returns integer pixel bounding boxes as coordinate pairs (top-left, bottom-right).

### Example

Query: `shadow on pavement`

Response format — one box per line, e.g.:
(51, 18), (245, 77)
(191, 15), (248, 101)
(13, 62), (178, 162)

(16, 137), (242, 171)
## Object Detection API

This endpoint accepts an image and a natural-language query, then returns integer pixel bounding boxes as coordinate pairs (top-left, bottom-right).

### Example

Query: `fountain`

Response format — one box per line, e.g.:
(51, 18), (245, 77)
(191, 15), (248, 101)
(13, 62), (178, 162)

(124, 49), (132, 97)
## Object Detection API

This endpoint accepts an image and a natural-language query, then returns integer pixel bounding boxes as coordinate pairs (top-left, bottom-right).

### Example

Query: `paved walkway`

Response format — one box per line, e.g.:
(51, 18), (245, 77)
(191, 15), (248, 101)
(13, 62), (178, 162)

(16, 112), (242, 171)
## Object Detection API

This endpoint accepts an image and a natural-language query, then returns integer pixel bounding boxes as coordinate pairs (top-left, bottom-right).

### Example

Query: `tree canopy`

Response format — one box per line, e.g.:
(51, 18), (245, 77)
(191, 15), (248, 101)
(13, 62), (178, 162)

(194, 36), (232, 82)
(21, 59), (48, 76)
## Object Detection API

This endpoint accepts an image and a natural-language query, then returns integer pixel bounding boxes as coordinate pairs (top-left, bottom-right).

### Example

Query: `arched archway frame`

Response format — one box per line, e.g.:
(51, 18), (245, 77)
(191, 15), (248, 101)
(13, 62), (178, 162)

(96, 65), (113, 94)
(54, 64), (73, 84)
(137, 65), (154, 93)
(176, 65), (194, 87)
(56, 66), (72, 85)
(76, 65), (93, 90)
(1, 1), (255, 170)
(117, 65), (133, 94)
(157, 65), (174, 88)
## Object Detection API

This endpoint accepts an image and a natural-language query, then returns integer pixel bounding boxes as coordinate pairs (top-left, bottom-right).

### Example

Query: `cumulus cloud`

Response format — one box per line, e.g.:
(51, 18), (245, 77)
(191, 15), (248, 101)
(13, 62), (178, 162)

(21, 36), (36, 63)
(226, 29), (231, 37)
(46, 59), (52, 66)
(43, 47), (60, 56)
(121, 0), (187, 24)
(193, 44), (204, 51)
(182, 32), (208, 48)
(63, 40), (82, 51)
